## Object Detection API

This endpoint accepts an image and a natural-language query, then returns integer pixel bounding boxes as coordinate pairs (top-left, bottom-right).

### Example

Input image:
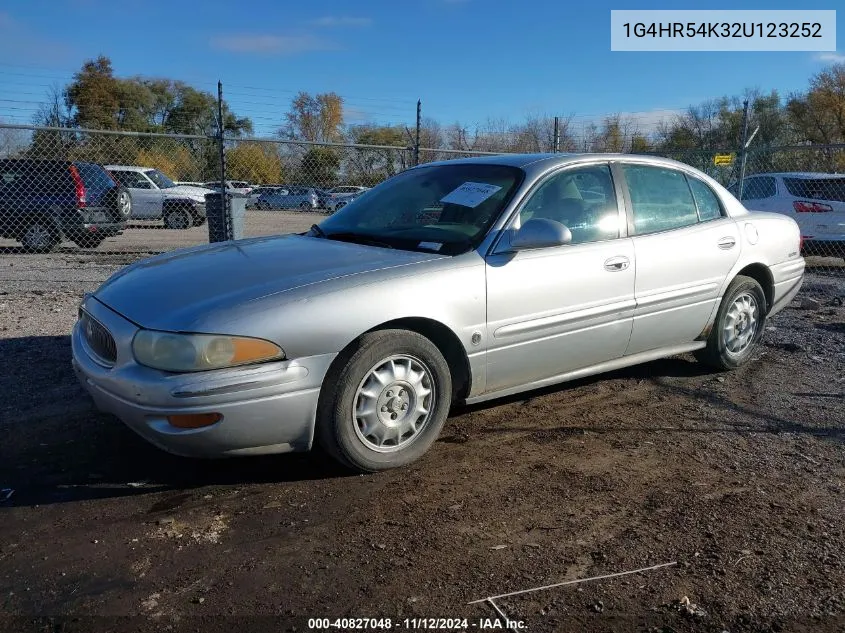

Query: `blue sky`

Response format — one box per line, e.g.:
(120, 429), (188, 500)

(0, 0), (842, 137)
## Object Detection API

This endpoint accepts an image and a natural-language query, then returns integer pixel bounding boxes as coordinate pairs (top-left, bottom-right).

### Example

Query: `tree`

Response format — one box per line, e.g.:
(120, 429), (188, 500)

(346, 125), (409, 185)
(787, 63), (845, 145)
(227, 142), (284, 184)
(281, 92), (344, 143)
(65, 56), (122, 129)
(298, 147), (340, 187)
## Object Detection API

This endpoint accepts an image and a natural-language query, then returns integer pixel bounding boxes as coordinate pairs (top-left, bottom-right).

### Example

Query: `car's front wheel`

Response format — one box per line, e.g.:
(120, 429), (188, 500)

(164, 207), (192, 230)
(317, 330), (452, 472)
(696, 275), (767, 370)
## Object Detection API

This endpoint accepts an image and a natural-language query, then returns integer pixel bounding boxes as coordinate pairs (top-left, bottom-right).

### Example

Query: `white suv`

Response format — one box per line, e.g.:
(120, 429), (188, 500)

(106, 166), (213, 229)
(732, 172), (845, 258)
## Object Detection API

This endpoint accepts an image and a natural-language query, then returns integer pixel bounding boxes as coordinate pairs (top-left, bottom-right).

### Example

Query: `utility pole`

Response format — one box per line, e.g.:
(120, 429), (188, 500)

(553, 116), (560, 153)
(414, 99), (421, 166)
(217, 81), (229, 238)
(738, 99), (750, 201)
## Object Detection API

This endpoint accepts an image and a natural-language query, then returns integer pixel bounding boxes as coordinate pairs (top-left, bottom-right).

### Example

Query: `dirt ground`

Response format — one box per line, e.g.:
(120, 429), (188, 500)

(1, 222), (844, 633)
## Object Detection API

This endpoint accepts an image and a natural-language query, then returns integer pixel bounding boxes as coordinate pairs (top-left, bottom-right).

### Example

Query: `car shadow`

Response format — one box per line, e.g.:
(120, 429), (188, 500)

(0, 335), (352, 508)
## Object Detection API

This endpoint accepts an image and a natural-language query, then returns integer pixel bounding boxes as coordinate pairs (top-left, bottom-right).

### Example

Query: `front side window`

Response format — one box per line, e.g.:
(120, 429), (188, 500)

(741, 176), (776, 200)
(687, 177), (723, 221)
(144, 169), (175, 189)
(518, 164), (621, 244)
(111, 170), (149, 189)
(317, 163), (523, 254)
(623, 164), (699, 235)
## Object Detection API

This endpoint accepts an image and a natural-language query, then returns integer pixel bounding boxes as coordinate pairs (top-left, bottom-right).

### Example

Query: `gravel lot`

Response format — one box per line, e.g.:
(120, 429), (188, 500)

(1, 217), (844, 633)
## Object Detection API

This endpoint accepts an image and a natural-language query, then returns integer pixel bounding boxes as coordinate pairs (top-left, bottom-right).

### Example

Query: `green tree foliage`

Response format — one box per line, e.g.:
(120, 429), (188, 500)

(299, 147), (341, 187)
(227, 142), (284, 184)
(346, 125), (410, 185)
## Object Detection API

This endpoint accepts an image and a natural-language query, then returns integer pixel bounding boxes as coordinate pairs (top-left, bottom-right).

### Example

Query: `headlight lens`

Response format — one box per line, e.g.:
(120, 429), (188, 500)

(132, 330), (284, 372)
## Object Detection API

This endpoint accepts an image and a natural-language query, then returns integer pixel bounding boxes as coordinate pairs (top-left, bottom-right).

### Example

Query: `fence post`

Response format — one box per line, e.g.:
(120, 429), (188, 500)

(217, 80), (229, 238)
(553, 116), (560, 153)
(738, 99), (750, 200)
(414, 99), (421, 166)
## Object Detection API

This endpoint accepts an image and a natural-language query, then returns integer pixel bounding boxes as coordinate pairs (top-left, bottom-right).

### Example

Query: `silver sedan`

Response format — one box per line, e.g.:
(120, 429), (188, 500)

(72, 154), (805, 471)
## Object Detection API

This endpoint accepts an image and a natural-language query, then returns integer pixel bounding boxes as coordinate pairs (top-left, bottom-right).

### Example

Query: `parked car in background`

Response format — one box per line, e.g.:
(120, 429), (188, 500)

(325, 188), (369, 213)
(72, 154), (804, 471)
(247, 185), (282, 208)
(174, 181), (205, 187)
(730, 172), (845, 258)
(254, 186), (319, 210)
(107, 166), (211, 229)
(0, 159), (130, 251)
(203, 180), (253, 196)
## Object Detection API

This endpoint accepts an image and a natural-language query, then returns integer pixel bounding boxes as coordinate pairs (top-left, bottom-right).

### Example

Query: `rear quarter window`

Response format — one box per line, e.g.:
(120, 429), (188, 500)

(783, 177), (845, 202)
(75, 163), (115, 191)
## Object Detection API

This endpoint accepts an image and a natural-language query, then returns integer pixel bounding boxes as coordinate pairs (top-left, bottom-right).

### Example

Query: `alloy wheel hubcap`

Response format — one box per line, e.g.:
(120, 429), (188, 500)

(353, 355), (434, 452)
(724, 292), (759, 354)
(24, 225), (51, 248)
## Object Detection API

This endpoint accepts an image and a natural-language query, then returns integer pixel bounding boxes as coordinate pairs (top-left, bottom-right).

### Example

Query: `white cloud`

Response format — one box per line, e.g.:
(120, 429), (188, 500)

(311, 16), (372, 28)
(815, 52), (845, 63)
(211, 34), (333, 55)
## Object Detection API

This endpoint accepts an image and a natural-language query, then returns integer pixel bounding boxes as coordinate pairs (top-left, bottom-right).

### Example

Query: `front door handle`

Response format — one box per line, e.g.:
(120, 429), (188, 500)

(718, 236), (737, 249)
(604, 256), (630, 272)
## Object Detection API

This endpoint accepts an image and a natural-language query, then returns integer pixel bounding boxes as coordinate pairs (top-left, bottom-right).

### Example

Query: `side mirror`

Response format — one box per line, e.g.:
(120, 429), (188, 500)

(510, 218), (572, 250)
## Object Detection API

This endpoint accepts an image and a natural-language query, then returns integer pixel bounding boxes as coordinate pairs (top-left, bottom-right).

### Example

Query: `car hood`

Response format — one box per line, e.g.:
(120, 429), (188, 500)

(94, 235), (443, 330)
(165, 185), (214, 200)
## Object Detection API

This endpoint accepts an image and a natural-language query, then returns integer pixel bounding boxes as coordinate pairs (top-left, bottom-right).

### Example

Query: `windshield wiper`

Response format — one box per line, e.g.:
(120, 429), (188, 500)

(323, 231), (394, 249)
(310, 224), (327, 238)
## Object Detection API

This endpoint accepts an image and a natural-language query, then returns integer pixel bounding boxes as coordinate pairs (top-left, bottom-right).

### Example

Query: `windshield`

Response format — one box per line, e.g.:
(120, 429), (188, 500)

(317, 163), (523, 254)
(144, 169), (176, 189)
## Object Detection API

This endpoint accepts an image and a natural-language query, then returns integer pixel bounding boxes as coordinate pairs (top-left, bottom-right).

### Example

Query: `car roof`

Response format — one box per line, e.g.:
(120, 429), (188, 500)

(748, 172), (845, 179)
(416, 152), (697, 175)
(104, 165), (152, 171)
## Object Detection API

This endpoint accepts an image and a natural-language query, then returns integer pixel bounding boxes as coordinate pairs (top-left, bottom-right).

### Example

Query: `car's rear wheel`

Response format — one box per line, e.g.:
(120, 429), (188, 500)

(164, 207), (192, 230)
(317, 330), (452, 472)
(20, 220), (60, 253)
(299, 201), (312, 210)
(696, 275), (767, 371)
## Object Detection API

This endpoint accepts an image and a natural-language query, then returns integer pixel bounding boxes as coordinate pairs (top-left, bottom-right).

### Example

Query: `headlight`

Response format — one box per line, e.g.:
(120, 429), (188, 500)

(132, 330), (284, 372)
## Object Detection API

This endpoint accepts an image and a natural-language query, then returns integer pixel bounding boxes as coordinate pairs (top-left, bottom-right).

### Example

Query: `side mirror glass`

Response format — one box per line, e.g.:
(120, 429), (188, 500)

(510, 218), (572, 250)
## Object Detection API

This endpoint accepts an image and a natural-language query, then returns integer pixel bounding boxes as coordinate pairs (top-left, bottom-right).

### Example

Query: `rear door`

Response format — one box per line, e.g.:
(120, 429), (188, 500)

(110, 169), (161, 218)
(620, 162), (741, 356)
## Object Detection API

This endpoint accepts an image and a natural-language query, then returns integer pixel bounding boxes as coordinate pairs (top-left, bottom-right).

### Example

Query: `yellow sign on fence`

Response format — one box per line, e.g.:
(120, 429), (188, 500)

(714, 153), (735, 166)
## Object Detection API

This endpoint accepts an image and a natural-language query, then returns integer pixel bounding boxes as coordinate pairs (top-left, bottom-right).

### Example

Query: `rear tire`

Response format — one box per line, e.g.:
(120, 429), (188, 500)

(299, 201), (311, 210)
(695, 275), (767, 371)
(316, 330), (452, 472)
(20, 220), (60, 253)
(164, 207), (192, 230)
(74, 234), (106, 249)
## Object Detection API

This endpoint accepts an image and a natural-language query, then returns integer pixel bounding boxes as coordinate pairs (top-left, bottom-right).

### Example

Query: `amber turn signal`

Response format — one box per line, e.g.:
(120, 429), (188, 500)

(167, 413), (222, 429)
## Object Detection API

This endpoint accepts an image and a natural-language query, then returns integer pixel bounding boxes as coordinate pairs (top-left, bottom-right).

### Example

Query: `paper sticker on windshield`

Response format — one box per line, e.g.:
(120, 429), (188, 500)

(440, 182), (502, 208)
(418, 241), (442, 251)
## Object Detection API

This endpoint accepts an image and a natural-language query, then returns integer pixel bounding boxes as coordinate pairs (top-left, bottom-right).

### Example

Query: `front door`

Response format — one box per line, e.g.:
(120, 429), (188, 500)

(484, 162), (636, 393)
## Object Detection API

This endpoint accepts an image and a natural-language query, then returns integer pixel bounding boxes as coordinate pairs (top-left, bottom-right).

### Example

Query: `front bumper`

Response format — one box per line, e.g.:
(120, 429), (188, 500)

(71, 297), (336, 458)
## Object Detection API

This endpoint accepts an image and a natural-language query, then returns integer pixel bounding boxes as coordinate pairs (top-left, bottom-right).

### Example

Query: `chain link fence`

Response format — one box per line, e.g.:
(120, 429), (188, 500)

(0, 123), (842, 278)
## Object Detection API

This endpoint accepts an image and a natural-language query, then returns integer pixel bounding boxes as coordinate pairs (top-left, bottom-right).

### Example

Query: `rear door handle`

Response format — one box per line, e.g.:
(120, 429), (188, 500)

(718, 236), (736, 249)
(604, 256), (630, 272)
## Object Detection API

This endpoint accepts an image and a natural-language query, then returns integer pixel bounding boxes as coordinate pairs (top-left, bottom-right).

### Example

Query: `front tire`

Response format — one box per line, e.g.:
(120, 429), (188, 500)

(317, 330), (452, 472)
(696, 275), (767, 370)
